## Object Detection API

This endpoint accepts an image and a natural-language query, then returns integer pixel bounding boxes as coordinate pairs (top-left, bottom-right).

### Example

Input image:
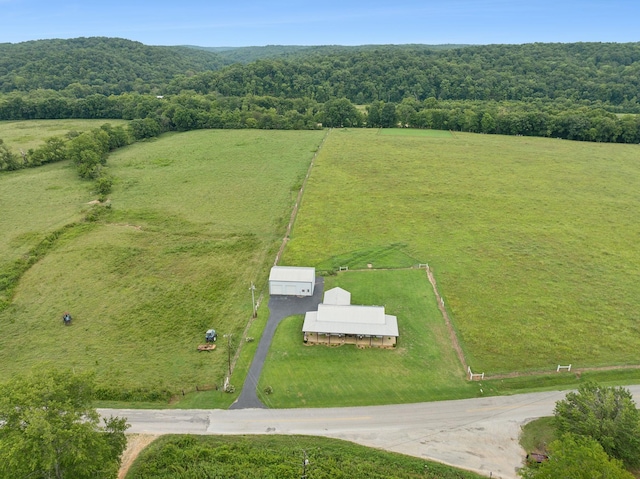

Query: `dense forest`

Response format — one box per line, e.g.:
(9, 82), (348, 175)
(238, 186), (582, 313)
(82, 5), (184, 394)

(1, 37), (639, 147)
(0, 37), (232, 94)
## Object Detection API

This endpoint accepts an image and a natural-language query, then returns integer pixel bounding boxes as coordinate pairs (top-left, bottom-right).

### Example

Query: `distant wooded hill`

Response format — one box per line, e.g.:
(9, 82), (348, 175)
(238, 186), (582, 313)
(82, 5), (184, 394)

(184, 43), (468, 64)
(2, 38), (639, 110)
(1, 38), (640, 145)
(171, 42), (640, 107)
(0, 37), (232, 95)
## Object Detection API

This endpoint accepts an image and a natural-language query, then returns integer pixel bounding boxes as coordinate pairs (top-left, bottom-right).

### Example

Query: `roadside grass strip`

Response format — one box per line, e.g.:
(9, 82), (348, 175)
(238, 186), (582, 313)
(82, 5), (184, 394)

(126, 434), (484, 479)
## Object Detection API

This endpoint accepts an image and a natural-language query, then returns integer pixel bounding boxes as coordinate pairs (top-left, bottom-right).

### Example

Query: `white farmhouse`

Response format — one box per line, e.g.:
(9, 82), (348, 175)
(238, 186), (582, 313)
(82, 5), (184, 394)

(302, 287), (398, 348)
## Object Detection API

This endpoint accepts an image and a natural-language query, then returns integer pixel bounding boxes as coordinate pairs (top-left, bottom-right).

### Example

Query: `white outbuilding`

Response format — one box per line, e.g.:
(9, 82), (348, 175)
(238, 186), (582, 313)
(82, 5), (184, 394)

(269, 266), (316, 296)
(323, 286), (351, 305)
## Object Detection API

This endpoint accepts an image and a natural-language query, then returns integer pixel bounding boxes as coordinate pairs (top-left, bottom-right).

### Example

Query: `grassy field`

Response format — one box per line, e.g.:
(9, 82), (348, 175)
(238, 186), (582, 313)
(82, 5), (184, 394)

(0, 120), (130, 268)
(0, 129), (325, 402)
(0, 119), (128, 152)
(4, 123), (640, 407)
(126, 434), (484, 479)
(378, 128), (453, 138)
(284, 128), (640, 374)
(258, 269), (475, 408)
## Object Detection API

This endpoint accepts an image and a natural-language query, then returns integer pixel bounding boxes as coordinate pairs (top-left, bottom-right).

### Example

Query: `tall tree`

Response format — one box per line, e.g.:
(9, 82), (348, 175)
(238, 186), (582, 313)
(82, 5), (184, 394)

(366, 100), (383, 127)
(553, 382), (640, 467)
(0, 370), (129, 479)
(0, 138), (21, 171)
(380, 102), (397, 128)
(320, 98), (362, 127)
(519, 433), (634, 479)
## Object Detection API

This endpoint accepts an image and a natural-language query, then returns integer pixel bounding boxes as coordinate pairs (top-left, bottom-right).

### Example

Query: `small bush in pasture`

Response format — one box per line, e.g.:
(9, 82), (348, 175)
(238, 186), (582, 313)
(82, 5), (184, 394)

(94, 174), (114, 201)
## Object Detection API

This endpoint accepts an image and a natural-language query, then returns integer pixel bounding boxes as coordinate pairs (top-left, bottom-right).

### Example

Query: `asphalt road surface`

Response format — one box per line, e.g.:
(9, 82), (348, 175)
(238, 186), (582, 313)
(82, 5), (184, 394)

(101, 385), (640, 478)
(230, 278), (324, 409)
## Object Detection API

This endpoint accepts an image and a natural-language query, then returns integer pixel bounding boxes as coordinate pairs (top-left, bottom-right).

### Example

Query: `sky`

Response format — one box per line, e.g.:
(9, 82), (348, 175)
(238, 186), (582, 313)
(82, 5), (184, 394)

(2, 0), (639, 47)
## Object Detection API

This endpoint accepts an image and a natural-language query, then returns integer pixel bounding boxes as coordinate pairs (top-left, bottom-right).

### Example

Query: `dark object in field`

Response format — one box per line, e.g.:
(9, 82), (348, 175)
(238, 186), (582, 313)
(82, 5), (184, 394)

(62, 312), (72, 325)
(205, 329), (217, 343)
(526, 453), (548, 463)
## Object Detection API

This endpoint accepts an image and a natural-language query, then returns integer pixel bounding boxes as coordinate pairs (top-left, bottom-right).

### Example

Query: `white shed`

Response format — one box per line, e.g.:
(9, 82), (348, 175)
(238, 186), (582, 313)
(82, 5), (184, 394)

(269, 266), (315, 296)
(323, 287), (351, 305)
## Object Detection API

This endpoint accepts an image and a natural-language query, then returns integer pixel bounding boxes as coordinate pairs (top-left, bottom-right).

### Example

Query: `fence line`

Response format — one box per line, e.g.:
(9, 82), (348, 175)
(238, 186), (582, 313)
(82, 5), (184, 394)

(425, 265), (469, 375)
(274, 129), (331, 266)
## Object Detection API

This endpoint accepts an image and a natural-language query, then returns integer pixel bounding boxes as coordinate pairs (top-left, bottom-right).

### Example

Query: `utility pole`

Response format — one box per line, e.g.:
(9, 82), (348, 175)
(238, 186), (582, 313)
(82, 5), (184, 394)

(224, 333), (232, 377)
(250, 282), (256, 318)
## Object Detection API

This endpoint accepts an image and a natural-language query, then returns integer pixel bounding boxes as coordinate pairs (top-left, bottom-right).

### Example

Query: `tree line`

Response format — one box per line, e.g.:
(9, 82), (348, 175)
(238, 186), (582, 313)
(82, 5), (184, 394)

(0, 122), (133, 201)
(2, 38), (640, 144)
(2, 92), (639, 144)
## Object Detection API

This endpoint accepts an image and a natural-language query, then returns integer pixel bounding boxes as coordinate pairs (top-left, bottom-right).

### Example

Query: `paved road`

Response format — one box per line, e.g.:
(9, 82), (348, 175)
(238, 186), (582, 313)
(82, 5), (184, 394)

(230, 277), (324, 409)
(102, 385), (640, 479)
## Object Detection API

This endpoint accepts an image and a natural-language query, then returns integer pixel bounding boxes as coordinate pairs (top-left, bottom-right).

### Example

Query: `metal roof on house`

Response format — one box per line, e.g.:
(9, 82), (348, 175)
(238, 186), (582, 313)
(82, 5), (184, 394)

(323, 287), (351, 305)
(269, 266), (315, 283)
(302, 304), (399, 337)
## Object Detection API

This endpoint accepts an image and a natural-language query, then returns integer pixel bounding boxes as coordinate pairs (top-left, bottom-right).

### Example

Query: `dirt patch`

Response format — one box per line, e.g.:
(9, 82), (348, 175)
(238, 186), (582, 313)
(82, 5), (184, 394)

(118, 434), (160, 479)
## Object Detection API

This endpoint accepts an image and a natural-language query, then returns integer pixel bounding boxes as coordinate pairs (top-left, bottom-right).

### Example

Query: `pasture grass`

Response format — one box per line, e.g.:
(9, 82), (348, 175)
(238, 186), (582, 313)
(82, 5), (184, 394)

(258, 269), (475, 408)
(0, 129), (325, 399)
(285, 128), (640, 374)
(0, 162), (93, 274)
(0, 119), (128, 151)
(378, 128), (453, 138)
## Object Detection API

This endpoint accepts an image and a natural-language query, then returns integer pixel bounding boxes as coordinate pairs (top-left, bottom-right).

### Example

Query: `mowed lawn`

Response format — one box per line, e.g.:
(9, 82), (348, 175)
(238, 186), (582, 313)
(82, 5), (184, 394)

(259, 269), (473, 408)
(0, 129), (325, 400)
(284, 129), (640, 373)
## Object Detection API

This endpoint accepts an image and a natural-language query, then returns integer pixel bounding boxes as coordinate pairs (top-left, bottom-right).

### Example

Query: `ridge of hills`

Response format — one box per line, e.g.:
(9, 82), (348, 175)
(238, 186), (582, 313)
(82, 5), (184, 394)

(1, 37), (639, 111)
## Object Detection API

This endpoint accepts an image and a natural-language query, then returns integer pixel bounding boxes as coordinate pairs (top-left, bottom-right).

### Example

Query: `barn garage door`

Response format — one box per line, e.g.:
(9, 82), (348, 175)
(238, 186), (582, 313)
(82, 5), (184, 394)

(286, 285), (297, 295)
(271, 284), (284, 295)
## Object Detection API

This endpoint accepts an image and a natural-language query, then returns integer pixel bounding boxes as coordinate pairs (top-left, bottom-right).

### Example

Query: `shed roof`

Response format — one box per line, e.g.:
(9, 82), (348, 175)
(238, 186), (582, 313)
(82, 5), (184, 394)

(269, 266), (315, 283)
(323, 287), (351, 305)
